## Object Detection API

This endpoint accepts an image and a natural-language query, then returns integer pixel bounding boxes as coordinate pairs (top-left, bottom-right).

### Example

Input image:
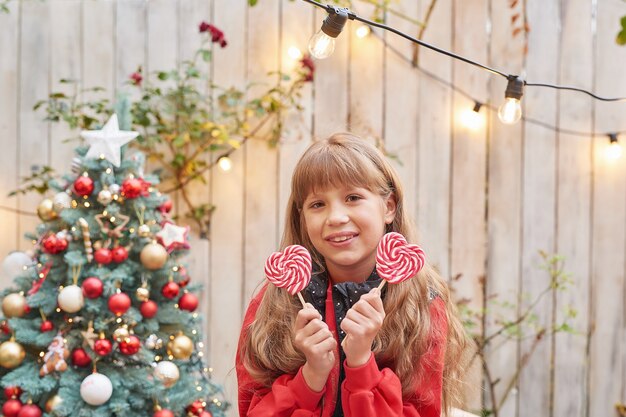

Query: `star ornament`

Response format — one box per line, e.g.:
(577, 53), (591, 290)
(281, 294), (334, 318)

(156, 222), (190, 253)
(81, 114), (138, 167)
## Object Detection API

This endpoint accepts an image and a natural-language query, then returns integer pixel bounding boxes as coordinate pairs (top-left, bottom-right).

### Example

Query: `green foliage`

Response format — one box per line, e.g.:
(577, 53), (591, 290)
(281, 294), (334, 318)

(617, 15), (626, 45)
(34, 28), (311, 238)
(454, 251), (580, 417)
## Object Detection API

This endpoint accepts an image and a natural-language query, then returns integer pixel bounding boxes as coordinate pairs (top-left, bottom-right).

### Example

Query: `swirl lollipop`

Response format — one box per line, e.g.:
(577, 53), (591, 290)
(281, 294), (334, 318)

(264, 245), (312, 307)
(376, 232), (425, 290)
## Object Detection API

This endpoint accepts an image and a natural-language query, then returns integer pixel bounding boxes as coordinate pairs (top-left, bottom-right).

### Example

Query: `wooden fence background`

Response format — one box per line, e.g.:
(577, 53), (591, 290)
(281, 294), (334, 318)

(1, 0), (625, 416)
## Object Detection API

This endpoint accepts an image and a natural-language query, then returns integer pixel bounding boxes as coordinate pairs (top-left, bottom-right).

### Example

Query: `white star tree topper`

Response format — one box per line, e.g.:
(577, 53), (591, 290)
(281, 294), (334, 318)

(80, 114), (138, 167)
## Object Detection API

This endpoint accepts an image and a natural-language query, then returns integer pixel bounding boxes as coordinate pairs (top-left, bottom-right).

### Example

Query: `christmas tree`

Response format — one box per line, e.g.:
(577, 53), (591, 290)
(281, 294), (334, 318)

(0, 114), (227, 417)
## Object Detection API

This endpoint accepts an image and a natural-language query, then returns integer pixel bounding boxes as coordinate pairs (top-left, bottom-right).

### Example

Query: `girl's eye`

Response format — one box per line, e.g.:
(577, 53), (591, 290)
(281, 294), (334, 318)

(309, 201), (324, 209)
(346, 195), (362, 202)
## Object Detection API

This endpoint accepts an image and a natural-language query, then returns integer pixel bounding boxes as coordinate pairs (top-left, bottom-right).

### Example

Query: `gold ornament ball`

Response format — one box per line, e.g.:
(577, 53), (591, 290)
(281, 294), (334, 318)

(167, 334), (194, 360)
(2, 293), (27, 318)
(45, 395), (63, 412)
(37, 198), (58, 222)
(140, 242), (168, 270)
(154, 360), (180, 388)
(135, 286), (150, 302)
(0, 340), (25, 369)
(113, 326), (130, 342)
(138, 224), (151, 237)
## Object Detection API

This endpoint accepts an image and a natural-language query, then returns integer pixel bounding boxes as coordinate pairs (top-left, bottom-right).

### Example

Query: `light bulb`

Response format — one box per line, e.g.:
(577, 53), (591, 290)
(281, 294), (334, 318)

(355, 25), (371, 38)
(218, 156), (232, 172)
(308, 7), (349, 59)
(498, 98), (522, 124)
(308, 30), (335, 59)
(287, 46), (303, 61)
(460, 102), (484, 130)
(606, 135), (622, 160)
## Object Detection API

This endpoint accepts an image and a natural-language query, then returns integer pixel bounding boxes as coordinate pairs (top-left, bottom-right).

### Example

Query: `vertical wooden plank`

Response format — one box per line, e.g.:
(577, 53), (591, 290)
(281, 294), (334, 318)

(83, 0), (115, 100)
(244, 0), (280, 302)
(589, 1), (626, 415)
(415, 0), (452, 278)
(384, 0), (419, 221)
(450, 0), (489, 411)
(0, 0), (20, 278)
(312, 6), (348, 139)
(348, 3), (384, 142)
(19, 0), (50, 252)
(210, 0), (246, 413)
(49, 0), (81, 174)
(553, 2), (593, 417)
(115, 0), (146, 92)
(485, 0), (525, 415)
(518, 0), (559, 415)
(277, 1), (313, 234)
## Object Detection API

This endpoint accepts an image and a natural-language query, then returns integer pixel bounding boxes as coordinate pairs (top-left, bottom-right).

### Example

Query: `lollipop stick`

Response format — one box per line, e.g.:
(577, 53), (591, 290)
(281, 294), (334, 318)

(377, 280), (387, 291)
(297, 292), (307, 308)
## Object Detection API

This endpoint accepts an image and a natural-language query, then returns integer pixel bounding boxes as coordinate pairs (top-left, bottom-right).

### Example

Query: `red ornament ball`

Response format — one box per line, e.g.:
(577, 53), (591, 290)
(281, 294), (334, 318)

(71, 348), (92, 367)
(94, 248), (113, 264)
(82, 277), (103, 299)
(161, 282), (180, 299)
(4, 386), (22, 399)
(159, 199), (173, 214)
(108, 292), (131, 316)
(40, 320), (53, 332)
(2, 399), (22, 417)
(94, 338), (112, 356)
(55, 237), (68, 252)
(199, 412), (213, 417)
(178, 292), (199, 312)
(121, 178), (144, 199)
(140, 300), (158, 319)
(73, 176), (94, 196)
(186, 400), (204, 415)
(42, 235), (62, 254)
(111, 246), (128, 263)
(153, 410), (174, 417)
(1, 321), (11, 334)
(16, 404), (41, 417)
(119, 334), (141, 355)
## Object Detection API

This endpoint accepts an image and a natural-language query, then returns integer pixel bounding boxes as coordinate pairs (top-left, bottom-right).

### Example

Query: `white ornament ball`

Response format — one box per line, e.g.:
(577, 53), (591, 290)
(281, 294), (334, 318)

(97, 189), (113, 206)
(154, 360), (180, 388)
(80, 372), (113, 405)
(1, 252), (33, 279)
(57, 285), (84, 313)
(109, 184), (120, 194)
(52, 192), (72, 211)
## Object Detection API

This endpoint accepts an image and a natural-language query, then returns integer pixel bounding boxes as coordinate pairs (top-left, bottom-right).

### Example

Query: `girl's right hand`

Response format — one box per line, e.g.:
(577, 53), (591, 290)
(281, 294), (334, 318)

(293, 303), (336, 392)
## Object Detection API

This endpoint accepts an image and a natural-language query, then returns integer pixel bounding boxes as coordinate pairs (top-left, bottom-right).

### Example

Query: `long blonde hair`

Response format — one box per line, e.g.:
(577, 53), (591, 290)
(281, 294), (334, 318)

(240, 133), (468, 412)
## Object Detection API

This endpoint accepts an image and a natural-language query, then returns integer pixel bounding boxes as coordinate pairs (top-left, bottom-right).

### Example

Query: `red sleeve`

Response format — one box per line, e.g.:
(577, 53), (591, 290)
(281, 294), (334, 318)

(340, 297), (448, 417)
(236, 286), (325, 417)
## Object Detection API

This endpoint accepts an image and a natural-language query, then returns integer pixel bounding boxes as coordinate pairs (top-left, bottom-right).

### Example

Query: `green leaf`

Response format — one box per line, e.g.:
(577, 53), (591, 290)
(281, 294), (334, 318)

(201, 49), (212, 62)
(157, 71), (169, 80)
(617, 29), (626, 45)
(248, 0), (258, 5)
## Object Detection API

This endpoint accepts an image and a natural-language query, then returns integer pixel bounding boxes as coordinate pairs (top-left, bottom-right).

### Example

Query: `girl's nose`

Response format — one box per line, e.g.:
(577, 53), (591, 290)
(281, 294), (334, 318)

(326, 205), (349, 225)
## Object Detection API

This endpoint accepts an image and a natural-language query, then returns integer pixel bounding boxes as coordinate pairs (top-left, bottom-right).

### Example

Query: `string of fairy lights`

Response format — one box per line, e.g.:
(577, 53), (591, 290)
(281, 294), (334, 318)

(298, 0), (626, 161)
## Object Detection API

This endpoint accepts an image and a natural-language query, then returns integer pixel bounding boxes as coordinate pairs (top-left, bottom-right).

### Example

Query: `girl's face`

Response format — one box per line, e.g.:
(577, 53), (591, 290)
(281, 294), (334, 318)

(302, 185), (396, 283)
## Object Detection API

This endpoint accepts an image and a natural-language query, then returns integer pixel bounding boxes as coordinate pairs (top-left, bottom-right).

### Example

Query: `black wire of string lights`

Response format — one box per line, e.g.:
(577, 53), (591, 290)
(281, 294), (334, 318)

(300, 0), (626, 152)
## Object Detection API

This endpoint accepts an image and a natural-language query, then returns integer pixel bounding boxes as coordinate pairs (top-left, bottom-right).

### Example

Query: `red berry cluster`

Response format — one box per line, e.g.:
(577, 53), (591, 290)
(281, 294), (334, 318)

(199, 21), (227, 48)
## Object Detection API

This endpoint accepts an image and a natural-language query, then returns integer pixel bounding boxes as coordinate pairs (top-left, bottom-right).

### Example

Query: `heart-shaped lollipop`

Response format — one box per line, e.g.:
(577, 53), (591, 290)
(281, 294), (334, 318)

(376, 232), (425, 289)
(264, 245), (312, 306)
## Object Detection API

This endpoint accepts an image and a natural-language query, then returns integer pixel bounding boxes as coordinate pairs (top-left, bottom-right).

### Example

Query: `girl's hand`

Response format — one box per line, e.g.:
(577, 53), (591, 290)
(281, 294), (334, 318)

(340, 288), (385, 368)
(293, 303), (336, 392)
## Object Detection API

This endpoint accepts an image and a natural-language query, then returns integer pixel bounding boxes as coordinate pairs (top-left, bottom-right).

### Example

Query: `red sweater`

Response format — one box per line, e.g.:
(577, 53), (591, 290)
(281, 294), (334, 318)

(236, 282), (447, 417)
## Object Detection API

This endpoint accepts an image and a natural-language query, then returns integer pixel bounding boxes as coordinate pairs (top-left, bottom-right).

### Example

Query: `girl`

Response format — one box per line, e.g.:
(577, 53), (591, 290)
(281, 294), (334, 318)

(237, 133), (468, 417)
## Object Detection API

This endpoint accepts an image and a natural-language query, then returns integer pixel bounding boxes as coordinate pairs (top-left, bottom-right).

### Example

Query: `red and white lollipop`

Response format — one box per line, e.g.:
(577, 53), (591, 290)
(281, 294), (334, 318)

(376, 232), (425, 290)
(264, 245), (312, 307)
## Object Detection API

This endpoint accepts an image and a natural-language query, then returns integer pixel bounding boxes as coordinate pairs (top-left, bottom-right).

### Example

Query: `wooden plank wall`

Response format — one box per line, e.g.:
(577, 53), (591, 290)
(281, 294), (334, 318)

(1, 1), (625, 417)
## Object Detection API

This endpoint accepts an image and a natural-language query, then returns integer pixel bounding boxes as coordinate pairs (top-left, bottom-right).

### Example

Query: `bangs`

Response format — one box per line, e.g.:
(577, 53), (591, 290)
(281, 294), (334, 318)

(291, 137), (388, 207)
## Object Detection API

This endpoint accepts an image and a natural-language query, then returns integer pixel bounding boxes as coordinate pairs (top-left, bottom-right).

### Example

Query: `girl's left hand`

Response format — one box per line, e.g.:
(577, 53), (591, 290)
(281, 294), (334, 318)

(340, 288), (385, 367)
